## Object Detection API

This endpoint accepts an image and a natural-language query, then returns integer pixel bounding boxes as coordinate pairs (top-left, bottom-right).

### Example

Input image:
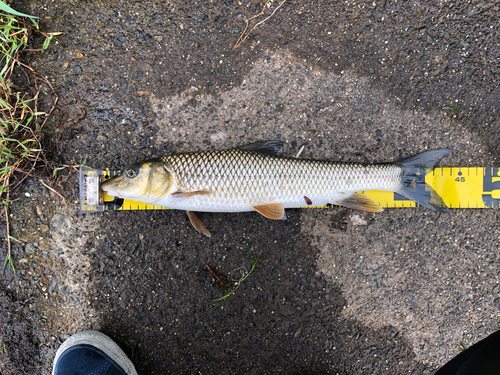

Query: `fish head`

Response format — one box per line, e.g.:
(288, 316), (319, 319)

(101, 159), (173, 203)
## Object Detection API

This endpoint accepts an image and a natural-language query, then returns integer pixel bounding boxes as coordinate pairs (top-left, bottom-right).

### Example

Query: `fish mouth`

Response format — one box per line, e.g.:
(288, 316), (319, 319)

(101, 186), (122, 199)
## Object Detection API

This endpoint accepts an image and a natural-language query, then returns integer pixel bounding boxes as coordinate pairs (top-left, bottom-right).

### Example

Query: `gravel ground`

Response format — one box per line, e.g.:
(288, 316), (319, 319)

(0, 0), (499, 374)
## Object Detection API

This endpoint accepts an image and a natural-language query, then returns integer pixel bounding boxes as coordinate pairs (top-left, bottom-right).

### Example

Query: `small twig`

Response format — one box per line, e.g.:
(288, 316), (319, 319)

(2, 189), (15, 276)
(295, 145), (305, 158)
(248, 0), (287, 35)
(205, 264), (226, 292)
(7, 150), (40, 197)
(231, 0), (287, 54)
(37, 178), (65, 201)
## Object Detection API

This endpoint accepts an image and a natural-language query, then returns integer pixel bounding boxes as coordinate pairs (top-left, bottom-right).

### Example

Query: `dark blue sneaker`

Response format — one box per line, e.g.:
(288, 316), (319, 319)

(52, 330), (138, 375)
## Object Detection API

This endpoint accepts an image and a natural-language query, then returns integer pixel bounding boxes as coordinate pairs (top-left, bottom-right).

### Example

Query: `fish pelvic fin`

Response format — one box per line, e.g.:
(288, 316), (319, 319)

(253, 202), (286, 220)
(336, 192), (383, 212)
(187, 211), (211, 237)
(396, 149), (451, 212)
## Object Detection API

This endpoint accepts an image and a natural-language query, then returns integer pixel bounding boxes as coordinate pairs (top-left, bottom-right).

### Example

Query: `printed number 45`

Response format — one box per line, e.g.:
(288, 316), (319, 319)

(455, 177), (465, 182)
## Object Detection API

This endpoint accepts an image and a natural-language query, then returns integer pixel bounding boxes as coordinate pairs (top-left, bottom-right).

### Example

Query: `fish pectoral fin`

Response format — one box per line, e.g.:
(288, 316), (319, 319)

(335, 192), (383, 212)
(171, 190), (211, 200)
(187, 211), (211, 237)
(253, 203), (286, 220)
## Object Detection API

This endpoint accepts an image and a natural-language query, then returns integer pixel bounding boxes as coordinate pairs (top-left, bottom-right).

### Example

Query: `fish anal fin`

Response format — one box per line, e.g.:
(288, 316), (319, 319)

(253, 202), (286, 220)
(336, 192), (383, 212)
(172, 190), (211, 200)
(187, 211), (211, 237)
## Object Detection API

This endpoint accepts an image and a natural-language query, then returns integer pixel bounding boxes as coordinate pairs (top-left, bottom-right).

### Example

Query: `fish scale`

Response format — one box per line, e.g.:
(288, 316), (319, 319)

(161, 149), (403, 212)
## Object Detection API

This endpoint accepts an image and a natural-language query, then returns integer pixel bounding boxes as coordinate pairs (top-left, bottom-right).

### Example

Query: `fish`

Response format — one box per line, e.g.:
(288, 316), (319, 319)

(101, 141), (450, 237)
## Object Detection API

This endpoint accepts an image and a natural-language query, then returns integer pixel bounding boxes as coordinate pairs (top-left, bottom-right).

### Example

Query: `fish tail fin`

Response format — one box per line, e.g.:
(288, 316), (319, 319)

(396, 149), (451, 212)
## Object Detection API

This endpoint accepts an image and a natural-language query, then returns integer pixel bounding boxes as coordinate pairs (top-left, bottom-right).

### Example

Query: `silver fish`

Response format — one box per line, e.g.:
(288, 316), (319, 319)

(102, 141), (450, 237)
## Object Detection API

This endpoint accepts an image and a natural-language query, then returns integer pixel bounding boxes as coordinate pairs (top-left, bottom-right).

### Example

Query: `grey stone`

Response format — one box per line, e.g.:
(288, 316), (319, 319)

(25, 243), (36, 254)
(49, 278), (58, 294)
(58, 285), (67, 293)
(409, 297), (418, 308)
(494, 297), (500, 310)
(52, 248), (63, 256)
(50, 214), (66, 229)
(60, 333), (71, 341)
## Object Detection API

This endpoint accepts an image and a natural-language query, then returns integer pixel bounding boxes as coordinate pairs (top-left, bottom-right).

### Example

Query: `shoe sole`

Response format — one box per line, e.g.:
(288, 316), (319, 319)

(52, 330), (138, 375)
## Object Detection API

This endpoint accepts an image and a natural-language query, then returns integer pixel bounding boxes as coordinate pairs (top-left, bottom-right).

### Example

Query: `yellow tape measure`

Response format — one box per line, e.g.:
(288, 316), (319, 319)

(79, 167), (500, 212)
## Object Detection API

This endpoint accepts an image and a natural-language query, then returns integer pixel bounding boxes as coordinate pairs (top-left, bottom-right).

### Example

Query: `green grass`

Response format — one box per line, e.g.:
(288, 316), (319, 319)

(113, 335), (137, 360)
(213, 258), (259, 302)
(0, 2), (54, 275)
(442, 106), (460, 111)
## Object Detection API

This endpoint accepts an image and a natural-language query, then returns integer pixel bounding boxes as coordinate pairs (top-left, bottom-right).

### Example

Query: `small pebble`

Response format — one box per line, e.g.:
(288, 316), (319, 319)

(350, 214), (367, 226)
(25, 243), (36, 254)
(493, 297), (500, 310)
(60, 333), (71, 341)
(74, 65), (83, 75)
(49, 278), (58, 294)
(52, 248), (64, 256)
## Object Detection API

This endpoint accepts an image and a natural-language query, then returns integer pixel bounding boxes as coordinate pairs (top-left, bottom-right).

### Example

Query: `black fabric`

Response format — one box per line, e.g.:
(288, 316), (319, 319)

(435, 330), (500, 375)
(54, 344), (127, 375)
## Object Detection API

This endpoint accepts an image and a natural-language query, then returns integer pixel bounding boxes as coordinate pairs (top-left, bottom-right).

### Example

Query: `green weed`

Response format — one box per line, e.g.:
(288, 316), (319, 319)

(2, 248), (15, 276)
(0, 2), (37, 21)
(52, 166), (65, 177)
(0, 3), (56, 275)
(442, 106), (460, 111)
(213, 258), (259, 302)
(113, 335), (137, 360)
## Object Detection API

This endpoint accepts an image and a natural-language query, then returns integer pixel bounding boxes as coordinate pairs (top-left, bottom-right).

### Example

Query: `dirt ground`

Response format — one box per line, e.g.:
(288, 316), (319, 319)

(1, 0), (499, 374)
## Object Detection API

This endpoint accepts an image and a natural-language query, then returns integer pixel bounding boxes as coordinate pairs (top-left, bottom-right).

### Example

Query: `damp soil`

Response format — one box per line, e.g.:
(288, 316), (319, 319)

(1, 0), (500, 374)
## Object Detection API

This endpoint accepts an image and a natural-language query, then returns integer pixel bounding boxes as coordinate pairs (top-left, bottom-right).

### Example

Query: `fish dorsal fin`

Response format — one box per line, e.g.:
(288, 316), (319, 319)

(238, 141), (284, 156)
(187, 211), (211, 237)
(171, 190), (211, 200)
(336, 192), (383, 212)
(253, 202), (286, 220)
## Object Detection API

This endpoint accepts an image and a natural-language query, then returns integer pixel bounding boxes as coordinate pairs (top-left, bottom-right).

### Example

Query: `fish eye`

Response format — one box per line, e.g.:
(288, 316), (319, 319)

(126, 167), (138, 178)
